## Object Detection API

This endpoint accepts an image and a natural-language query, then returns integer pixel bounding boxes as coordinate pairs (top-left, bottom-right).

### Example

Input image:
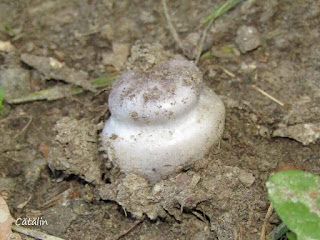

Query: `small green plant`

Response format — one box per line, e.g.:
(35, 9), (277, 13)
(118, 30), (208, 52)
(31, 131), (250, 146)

(266, 170), (320, 240)
(0, 87), (4, 114)
(3, 22), (16, 37)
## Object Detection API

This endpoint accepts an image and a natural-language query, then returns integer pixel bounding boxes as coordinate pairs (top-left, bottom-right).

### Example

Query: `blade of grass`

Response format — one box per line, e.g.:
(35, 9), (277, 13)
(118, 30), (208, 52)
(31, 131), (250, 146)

(202, 0), (244, 25)
(91, 74), (118, 88)
(8, 86), (83, 104)
(195, 0), (243, 64)
(0, 87), (4, 114)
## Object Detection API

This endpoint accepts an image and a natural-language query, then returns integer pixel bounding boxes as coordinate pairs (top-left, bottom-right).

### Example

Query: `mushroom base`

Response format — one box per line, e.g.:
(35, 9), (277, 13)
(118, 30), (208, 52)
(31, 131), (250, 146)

(102, 88), (225, 183)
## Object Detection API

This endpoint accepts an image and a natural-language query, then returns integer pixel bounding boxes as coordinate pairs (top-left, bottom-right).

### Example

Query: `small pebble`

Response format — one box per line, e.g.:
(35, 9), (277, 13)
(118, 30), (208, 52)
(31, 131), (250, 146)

(235, 25), (261, 53)
(0, 41), (15, 52)
(54, 50), (65, 62)
(238, 170), (255, 187)
(25, 42), (34, 52)
(140, 11), (156, 24)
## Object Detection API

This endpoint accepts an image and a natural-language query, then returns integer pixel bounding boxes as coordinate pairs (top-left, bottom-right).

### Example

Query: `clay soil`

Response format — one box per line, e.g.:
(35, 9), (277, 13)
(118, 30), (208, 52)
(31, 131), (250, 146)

(0, 0), (319, 240)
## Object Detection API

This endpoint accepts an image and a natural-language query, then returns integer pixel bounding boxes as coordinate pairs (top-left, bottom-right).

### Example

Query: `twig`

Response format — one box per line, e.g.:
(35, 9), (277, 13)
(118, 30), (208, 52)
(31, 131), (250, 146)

(218, 66), (235, 77)
(14, 116), (33, 138)
(192, 211), (207, 223)
(259, 203), (274, 240)
(195, 18), (215, 65)
(17, 195), (32, 209)
(39, 185), (71, 210)
(116, 215), (146, 240)
(251, 85), (285, 107)
(161, 0), (183, 51)
(233, 226), (244, 240)
(12, 225), (65, 240)
(76, 27), (104, 38)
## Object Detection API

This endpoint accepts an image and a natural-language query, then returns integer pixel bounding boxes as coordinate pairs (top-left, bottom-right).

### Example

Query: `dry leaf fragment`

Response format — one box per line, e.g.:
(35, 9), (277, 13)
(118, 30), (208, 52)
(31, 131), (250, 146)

(20, 54), (96, 92)
(0, 196), (15, 240)
(275, 163), (304, 173)
(39, 142), (50, 160)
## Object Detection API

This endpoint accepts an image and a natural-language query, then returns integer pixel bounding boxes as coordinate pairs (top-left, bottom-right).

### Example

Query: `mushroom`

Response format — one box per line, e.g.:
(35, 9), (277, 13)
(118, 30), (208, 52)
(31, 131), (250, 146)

(102, 59), (225, 182)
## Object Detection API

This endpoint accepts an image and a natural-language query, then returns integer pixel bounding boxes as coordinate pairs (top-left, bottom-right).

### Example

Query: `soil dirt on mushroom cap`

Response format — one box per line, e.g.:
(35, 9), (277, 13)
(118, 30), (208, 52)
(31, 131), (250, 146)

(108, 59), (203, 123)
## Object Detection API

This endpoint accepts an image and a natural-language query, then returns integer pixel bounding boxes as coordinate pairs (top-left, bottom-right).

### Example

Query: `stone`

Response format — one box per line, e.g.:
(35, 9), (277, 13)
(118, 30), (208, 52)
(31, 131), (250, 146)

(0, 68), (31, 101)
(238, 170), (256, 187)
(235, 25), (261, 53)
(273, 123), (320, 145)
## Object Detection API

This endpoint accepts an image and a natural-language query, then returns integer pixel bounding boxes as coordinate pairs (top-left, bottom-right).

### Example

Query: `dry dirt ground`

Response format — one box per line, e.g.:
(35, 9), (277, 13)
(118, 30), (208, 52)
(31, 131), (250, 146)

(0, 0), (319, 240)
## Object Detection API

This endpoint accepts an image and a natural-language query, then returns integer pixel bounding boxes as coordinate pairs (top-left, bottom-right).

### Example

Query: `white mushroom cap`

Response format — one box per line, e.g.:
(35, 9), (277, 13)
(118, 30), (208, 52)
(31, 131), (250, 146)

(103, 59), (225, 182)
(109, 59), (202, 123)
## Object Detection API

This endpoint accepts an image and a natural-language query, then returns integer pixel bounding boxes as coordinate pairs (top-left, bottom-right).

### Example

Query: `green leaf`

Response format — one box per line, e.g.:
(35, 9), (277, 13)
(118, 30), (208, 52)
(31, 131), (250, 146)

(286, 231), (298, 240)
(202, 0), (243, 25)
(266, 170), (320, 240)
(0, 87), (4, 114)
